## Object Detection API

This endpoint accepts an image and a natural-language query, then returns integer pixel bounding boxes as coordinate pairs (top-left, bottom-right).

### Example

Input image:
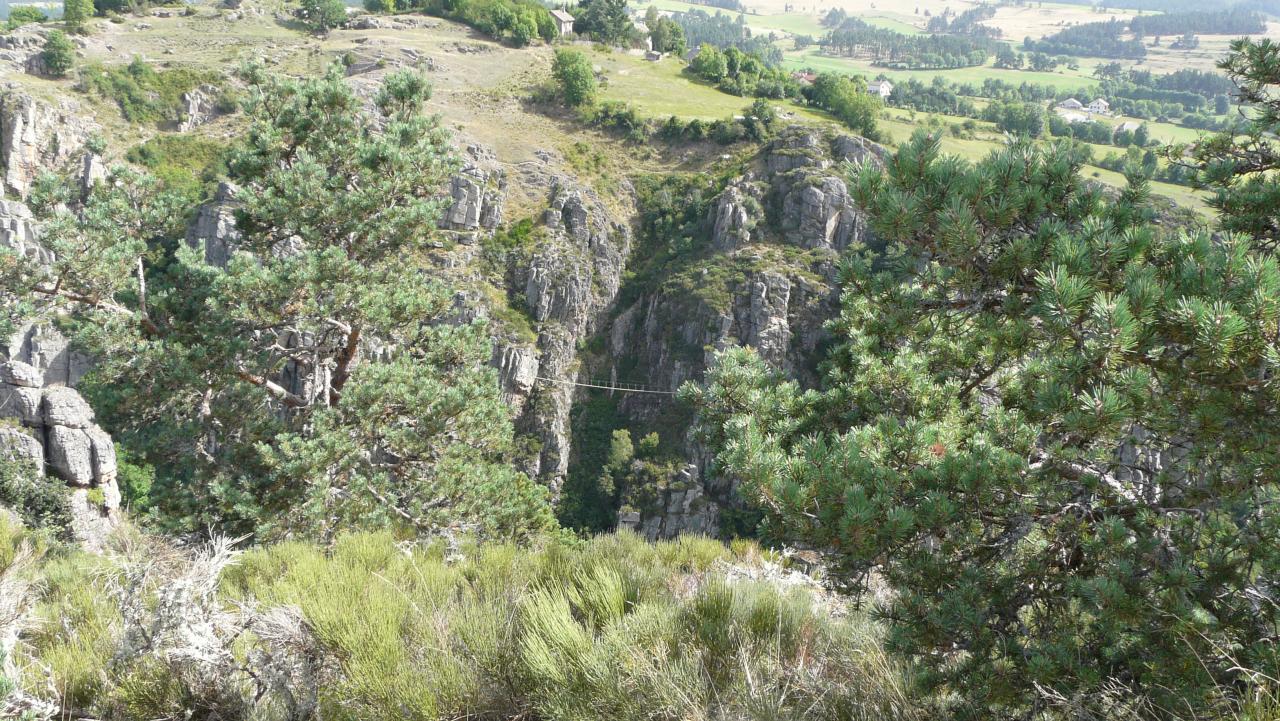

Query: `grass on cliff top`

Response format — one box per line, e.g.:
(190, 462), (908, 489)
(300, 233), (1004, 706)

(14, 521), (926, 721)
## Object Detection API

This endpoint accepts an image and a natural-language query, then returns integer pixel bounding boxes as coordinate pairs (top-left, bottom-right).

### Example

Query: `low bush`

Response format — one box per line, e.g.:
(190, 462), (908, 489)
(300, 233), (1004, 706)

(125, 134), (228, 202)
(9, 528), (924, 720)
(77, 58), (220, 125)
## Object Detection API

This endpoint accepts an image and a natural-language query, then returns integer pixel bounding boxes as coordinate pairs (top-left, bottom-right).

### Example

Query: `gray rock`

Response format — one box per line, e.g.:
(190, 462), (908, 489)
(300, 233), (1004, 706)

(709, 184), (758, 251)
(0, 360), (41, 388)
(86, 425), (117, 483)
(186, 182), (241, 267)
(79, 152), (106, 197)
(0, 199), (50, 263)
(46, 425), (94, 485)
(178, 84), (221, 133)
(0, 427), (43, 474)
(42, 386), (95, 428)
(0, 91), (97, 199)
(0, 384), (42, 424)
(5, 322), (91, 387)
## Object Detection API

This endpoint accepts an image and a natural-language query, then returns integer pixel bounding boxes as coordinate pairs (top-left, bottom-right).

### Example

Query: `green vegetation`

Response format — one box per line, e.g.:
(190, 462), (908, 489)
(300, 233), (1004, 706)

(6, 5), (46, 29)
(61, 0), (92, 33)
(11, 526), (921, 720)
(125, 134), (229, 202)
(77, 58), (220, 125)
(420, 0), (556, 47)
(299, 0), (347, 32)
(552, 48), (596, 107)
(3, 65), (554, 542)
(688, 68), (1280, 716)
(40, 29), (74, 78)
(570, 0), (634, 45)
(0, 455), (71, 538)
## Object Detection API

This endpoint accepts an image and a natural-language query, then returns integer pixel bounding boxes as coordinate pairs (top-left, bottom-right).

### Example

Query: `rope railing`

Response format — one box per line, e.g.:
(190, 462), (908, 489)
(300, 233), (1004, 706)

(532, 375), (678, 395)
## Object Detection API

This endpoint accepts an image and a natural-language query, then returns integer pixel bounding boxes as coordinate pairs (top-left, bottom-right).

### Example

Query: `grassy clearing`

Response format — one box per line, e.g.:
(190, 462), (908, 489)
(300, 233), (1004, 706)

(595, 51), (831, 123)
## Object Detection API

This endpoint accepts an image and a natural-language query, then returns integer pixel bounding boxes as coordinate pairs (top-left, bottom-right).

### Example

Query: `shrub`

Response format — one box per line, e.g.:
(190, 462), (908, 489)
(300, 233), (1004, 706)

(299, 0), (347, 32)
(0, 455), (72, 538)
(62, 0), (93, 33)
(6, 5), (48, 29)
(552, 47), (596, 107)
(125, 134), (228, 202)
(13, 529), (925, 720)
(41, 29), (76, 78)
(77, 58), (220, 125)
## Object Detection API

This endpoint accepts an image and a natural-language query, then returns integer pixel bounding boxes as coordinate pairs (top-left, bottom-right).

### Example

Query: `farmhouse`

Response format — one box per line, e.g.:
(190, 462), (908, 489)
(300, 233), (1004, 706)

(791, 71), (816, 85)
(1117, 120), (1141, 133)
(1057, 98), (1084, 110)
(1087, 98), (1110, 114)
(551, 9), (574, 36)
(867, 79), (893, 99)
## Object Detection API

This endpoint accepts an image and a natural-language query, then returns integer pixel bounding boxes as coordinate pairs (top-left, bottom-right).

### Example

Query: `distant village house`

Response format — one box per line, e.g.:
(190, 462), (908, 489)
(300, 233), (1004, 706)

(1087, 98), (1110, 114)
(868, 79), (893, 100)
(1057, 98), (1084, 110)
(791, 71), (816, 86)
(551, 9), (574, 36)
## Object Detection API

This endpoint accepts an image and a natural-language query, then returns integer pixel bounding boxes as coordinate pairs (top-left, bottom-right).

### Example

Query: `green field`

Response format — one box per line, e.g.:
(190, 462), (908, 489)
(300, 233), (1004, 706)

(782, 49), (1098, 90)
(595, 51), (832, 123)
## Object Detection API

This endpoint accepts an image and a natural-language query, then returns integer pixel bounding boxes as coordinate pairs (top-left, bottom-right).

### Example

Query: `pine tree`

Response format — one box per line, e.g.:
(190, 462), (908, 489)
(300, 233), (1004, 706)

(687, 131), (1280, 717)
(1178, 38), (1280, 248)
(0, 66), (555, 541)
(61, 0), (92, 34)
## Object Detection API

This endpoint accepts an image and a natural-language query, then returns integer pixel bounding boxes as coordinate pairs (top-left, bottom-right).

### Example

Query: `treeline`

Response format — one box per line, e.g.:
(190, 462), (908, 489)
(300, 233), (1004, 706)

(1130, 8), (1266, 37)
(413, 0), (557, 45)
(821, 16), (996, 69)
(885, 69), (1230, 131)
(679, 0), (745, 11)
(674, 9), (780, 64)
(1025, 19), (1146, 59)
(685, 44), (799, 96)
(925, 4), (1001, 38)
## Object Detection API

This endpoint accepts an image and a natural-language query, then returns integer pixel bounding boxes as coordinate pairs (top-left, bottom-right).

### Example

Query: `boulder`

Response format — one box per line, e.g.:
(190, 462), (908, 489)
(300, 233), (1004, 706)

(0, 384), (42, 425)
(42, 386), (95, 428)
(0, 427), (43, 474)
(0, 360), (41, 388)
(46, 425), (94, 485)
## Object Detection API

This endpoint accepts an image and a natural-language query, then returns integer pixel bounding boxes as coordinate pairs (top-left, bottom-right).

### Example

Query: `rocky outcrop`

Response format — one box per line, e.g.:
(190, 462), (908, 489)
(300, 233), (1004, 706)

(511, 178), (632, 495)
(439, 146), (505, 243)
(0, 90), (97, 199)
(598, 127), (883, 538)
(0, 200), (91, 387)
(186, 182), (242, 267)
(709, 182), (762, 251)
(0, 198), (47, 263)
(178, 84), (222, 133)
(0, 360), (120, 550)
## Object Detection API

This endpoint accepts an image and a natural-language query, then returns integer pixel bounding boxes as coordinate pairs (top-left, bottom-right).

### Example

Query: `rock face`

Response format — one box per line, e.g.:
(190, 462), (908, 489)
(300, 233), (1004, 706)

(0, 360), (121, 550)
(510, 178), (632, 496)
(0, 198), (47, 262)
(599, 128), (883, 539)
(178, 84), (222, 133)
(0, 90), (97, 199)
(0, 200), (91, 387)
(438, 146), (505, 245)
(186, 182), (242, 267)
